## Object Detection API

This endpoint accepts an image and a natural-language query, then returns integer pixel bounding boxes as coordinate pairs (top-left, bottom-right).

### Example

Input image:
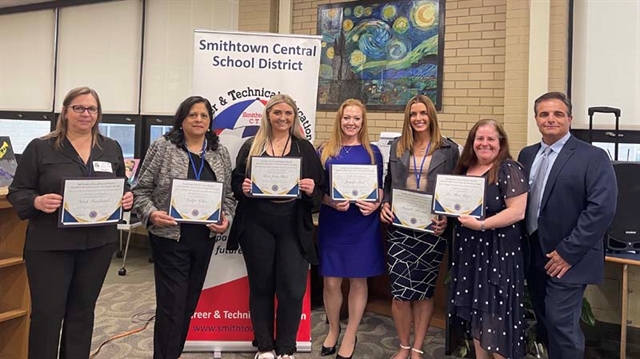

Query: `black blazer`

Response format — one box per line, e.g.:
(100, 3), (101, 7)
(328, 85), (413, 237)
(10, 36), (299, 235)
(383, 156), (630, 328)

(8, 135), (129, 251)
(227, 136), (325, 265)
(518, 135), (618, 284)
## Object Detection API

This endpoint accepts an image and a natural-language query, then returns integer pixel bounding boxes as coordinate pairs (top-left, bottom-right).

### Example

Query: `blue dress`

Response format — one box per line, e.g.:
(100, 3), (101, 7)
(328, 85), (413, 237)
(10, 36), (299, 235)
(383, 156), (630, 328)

(317, 145), (386, 278)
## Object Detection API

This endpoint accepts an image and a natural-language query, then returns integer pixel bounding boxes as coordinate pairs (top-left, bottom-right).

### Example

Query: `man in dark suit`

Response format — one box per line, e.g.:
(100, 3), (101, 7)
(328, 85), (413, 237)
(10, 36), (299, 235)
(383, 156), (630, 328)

(518, 92), (618, 359)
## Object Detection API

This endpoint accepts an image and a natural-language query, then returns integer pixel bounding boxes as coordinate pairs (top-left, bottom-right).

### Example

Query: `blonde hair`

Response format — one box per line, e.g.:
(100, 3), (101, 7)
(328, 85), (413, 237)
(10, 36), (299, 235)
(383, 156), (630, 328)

(320, 99), (375, 167)
(43, 86), (102, 150)
(396, 95), (442, 157)
(246, 94), (305, 170)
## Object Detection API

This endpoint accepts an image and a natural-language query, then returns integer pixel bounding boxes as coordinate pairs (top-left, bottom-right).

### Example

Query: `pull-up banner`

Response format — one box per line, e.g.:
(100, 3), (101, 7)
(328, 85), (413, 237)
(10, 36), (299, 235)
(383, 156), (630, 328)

(186, 30), (321, 354)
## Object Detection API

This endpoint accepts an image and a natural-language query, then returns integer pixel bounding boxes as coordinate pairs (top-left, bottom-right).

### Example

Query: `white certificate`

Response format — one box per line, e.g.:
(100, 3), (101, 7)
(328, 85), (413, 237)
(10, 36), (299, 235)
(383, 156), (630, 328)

(331, 164), (378, 202)
(169, 179), (223, 224)
(433, 174), (485, 218)
(391, 188), (437, 233)
(60, 178), (125, 227)
(250, 156), (301, 198)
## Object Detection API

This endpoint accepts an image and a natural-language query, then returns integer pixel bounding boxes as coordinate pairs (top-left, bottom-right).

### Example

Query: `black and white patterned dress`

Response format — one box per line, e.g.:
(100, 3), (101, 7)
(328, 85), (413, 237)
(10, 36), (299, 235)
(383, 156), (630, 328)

(449, 159), (528, 359)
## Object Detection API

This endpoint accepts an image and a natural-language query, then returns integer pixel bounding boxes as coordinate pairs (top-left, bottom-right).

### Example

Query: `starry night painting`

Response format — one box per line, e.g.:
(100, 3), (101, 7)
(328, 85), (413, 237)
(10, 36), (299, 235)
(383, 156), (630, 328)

(317, 0), (445, 111)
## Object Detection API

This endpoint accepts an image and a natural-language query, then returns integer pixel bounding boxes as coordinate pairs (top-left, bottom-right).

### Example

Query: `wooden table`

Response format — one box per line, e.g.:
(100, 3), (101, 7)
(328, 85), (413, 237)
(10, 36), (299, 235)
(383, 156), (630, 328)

(605, 254), (640, 359)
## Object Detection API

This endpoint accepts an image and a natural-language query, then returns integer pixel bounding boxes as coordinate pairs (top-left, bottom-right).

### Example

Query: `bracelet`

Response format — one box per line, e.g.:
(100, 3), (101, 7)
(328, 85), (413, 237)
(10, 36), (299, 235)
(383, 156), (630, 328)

(480, 220), (486, 232)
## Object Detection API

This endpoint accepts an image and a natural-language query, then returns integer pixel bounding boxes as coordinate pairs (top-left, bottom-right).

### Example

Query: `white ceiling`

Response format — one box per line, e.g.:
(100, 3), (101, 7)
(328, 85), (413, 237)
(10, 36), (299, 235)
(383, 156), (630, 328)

(0, 0), (54, 9)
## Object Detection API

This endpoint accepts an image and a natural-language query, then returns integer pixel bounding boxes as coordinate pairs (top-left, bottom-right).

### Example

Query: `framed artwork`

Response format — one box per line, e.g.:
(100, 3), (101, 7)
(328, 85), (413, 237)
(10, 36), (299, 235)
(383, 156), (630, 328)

(317, 0), (446, 111)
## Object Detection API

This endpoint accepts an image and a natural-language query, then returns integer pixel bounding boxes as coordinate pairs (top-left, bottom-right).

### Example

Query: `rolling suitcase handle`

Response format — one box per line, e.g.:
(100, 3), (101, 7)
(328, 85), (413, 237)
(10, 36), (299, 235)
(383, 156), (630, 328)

(587, 106), (621, 161)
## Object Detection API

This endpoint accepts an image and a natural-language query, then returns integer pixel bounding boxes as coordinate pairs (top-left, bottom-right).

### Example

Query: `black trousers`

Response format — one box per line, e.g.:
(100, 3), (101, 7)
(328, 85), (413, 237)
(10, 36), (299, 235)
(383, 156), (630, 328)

(240, 201), (308, 356)
(149, 232), (215, 359)
(24, 243), (115, 359)
(526, 232), (587, 359)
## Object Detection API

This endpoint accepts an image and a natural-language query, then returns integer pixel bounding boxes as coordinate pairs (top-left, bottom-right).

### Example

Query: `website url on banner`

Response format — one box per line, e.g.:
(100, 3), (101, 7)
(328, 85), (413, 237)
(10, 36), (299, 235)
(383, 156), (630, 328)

(192, 324), (253, 333)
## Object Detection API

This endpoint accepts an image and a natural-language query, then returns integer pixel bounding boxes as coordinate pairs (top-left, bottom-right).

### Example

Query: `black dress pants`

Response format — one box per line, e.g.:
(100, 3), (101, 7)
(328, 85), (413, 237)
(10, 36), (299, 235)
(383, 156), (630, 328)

(239, 201), (309, 356)
(526, 232), (587, 359)
(24, 243), (115, 359)
(149, 231), (215, 359)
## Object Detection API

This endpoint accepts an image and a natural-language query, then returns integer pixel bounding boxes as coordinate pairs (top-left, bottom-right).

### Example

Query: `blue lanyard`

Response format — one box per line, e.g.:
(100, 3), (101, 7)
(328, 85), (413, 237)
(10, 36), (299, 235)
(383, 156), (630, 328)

(412, 141), (431, 190)
(186, 140), (207, 180)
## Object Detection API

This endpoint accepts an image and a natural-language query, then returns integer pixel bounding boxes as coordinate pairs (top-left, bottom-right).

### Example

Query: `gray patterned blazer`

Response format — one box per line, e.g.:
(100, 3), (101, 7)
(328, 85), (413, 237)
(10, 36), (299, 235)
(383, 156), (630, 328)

(132, 136), (236, 240)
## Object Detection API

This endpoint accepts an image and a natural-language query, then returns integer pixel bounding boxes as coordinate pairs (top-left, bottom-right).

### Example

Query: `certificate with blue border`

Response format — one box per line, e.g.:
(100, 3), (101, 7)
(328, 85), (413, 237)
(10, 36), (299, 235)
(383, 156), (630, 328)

(432, 174), (485, 219)
(331, 164), (378, 202)
(59, 177), (124, 227)
(168, 179), (223, 224)
(391, 188), (437, 233)
(250, 156), (301, 198)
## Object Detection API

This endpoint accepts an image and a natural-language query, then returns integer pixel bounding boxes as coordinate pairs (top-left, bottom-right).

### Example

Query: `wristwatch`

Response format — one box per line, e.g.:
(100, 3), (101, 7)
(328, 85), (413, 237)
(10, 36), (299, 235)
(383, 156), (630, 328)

(480, 220), (486, 232)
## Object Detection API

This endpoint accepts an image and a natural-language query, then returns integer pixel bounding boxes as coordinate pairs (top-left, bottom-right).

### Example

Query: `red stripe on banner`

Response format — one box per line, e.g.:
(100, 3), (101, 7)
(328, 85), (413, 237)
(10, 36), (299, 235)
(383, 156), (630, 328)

(186, 273), (312, 342)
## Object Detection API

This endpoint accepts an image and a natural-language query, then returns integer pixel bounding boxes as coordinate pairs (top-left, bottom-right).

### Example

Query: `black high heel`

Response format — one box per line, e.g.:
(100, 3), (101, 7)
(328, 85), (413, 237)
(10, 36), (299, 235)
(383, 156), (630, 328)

(321, 326), (341, 356)
(335, 336), (357, 359)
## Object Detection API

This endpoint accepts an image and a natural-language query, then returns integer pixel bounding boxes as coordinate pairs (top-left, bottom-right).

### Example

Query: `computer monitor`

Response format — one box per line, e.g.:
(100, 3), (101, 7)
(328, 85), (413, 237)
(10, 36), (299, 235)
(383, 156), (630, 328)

(98, 115), (142, 158)
(142, 116), (174, 159)
(0, 117), (53, 154)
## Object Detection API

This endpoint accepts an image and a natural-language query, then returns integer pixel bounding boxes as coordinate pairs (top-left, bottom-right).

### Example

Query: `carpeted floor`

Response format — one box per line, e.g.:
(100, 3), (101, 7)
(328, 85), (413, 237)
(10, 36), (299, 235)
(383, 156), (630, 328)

(92, 247), (458, 359)
(92, 247), (629, 359)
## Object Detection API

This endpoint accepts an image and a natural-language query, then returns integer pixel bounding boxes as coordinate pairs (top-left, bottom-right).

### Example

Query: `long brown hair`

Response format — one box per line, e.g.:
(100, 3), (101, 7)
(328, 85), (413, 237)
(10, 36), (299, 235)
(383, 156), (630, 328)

(396, 95), (442, 157)
(43, 87), (102, 150)
(454, 119), (511, 183)
(319, 99), (375, 167)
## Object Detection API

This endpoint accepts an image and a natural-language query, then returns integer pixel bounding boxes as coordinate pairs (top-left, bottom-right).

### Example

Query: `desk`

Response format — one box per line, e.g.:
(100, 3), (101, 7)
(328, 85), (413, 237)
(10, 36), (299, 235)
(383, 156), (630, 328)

(605, 254), (640, 359)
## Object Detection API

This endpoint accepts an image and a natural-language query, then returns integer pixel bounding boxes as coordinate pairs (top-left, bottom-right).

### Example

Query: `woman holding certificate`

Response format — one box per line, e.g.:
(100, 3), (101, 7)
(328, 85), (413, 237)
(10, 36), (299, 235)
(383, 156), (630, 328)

(132, 96), (236, 359)
(380, 95), (459, 359)
(449, 119), (528, 359)
(317, 99), (385, 359)
(7, 87), (133, 359)
(228, 94), (324, 359)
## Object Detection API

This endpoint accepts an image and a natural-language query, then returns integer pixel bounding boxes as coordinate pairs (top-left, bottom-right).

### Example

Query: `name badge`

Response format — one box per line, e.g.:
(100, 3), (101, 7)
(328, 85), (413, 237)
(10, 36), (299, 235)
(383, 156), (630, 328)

(93, 161), (113, 173)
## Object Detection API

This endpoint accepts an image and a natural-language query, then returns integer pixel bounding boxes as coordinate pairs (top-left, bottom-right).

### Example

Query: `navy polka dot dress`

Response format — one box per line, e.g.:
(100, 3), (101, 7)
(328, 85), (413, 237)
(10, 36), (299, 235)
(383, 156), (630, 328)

(449, 159), (529, 359)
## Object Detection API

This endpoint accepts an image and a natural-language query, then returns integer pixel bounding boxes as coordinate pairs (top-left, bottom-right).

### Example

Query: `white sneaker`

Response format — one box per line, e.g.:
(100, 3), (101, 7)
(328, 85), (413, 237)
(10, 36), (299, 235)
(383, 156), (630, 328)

(255, 351), (275, 359)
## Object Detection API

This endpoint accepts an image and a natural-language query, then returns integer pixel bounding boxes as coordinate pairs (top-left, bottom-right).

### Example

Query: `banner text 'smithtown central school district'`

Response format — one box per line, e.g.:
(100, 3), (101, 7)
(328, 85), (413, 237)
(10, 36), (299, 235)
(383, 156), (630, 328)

(187, 30), (321, 353)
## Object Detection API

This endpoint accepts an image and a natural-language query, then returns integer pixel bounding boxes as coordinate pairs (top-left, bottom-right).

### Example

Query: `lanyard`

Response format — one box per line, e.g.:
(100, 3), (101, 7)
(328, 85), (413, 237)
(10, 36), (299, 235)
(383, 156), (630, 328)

(412, 141), (431, 190)
(187, 139), (207, 180)
(269, 135), (291, 157)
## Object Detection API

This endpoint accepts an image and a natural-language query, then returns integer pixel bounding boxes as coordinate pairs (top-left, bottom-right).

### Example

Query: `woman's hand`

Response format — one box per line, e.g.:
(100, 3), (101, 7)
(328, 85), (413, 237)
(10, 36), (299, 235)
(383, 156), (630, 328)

(330, 199), (350, 211)
(149, 211), (177, 227)
(355, 200), (380, 216)
(380, 202), (394, 223)
(431, 215), (448, 236)
(34, 193), (63, 213)
(299, 178), (315, 196)
(207, 213), (229, 233)
(458, 215), (481, 231)
(122, 191), (133, 210)
(242, 178), (252, 196)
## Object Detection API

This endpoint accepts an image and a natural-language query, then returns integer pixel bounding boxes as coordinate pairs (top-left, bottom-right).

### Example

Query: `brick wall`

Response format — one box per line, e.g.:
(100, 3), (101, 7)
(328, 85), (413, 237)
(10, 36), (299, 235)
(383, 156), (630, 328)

(548, 0), (569, 93)
(503, 0), (530, 151)
(240, 0), (540, 152)
(238, 0), (277, 33)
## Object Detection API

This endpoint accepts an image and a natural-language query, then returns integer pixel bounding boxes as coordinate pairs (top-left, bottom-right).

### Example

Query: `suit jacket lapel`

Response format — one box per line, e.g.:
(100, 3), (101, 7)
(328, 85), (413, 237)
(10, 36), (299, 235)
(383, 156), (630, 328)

(427, 145), (447, 174)
(523, 144), (541, 174)
(540, 136), (576, 211)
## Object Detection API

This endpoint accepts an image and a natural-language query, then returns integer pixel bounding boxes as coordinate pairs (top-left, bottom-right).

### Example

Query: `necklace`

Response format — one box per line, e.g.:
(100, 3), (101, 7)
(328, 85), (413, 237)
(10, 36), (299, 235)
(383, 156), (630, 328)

(342, 144), (360, 154)
(269, 135), (291, 156)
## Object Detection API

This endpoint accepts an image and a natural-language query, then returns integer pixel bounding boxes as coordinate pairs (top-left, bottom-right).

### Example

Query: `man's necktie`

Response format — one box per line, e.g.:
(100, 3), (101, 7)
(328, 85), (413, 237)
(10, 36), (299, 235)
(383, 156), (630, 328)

(527, 147), (551, 234)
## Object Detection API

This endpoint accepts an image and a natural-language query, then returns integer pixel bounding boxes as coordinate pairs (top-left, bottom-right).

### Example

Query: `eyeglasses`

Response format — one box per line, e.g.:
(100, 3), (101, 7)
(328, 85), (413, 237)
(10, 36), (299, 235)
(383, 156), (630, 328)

(70, 105), (99, 114)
